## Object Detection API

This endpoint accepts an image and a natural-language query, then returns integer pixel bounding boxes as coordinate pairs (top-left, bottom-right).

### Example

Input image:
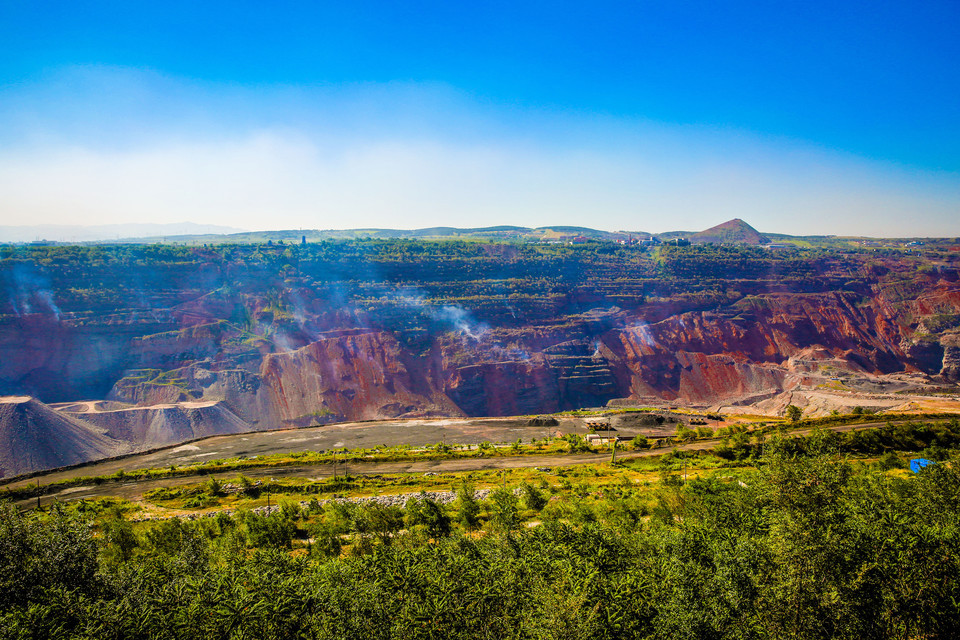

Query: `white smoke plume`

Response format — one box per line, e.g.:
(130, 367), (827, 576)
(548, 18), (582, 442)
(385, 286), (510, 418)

(4, 265), (62, 320)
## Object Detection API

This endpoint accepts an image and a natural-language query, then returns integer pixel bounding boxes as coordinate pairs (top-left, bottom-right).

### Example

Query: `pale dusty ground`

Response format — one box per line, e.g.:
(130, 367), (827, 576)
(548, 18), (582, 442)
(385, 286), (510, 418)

(723, 385), (960, 418)
(50, 399), (220, 413)
(5, 416), (603, 489)
(10, 419), (903, 509)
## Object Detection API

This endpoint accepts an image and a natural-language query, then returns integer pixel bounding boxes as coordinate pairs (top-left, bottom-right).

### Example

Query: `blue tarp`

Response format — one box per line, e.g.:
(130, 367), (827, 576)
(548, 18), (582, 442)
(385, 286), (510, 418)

(910, 458), (935, 473)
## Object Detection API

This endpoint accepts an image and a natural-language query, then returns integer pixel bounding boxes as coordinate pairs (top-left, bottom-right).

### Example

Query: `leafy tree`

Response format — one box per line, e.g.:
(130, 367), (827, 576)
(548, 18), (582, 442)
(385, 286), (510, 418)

(246, 511), (298, 549)
(237, 474), (258, 496)
(453, 482), (481, 530)
(756, 448), (869, 638)
(5, 421), (960, 638)
(674, 424), (697, 443)
(308, 520), (344, 558)
(102, 507), (138, 563)
(563, 433), (591, 452)
(206, 475), (223, 496)
(0, 504), (99, 610)
(354, 502), (403, 545)
(920, 444), (951, 461)
(875, 451), (904, 470)
(519, 482), (548, 513)
(488, 486), (520, 531)
(404, 494), (451, 539)
(144, 517), (210, 572)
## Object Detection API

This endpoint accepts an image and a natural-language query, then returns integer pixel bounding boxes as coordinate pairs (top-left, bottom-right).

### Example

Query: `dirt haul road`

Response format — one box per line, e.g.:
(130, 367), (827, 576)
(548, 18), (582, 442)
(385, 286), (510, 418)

(11, 420), (898, 508)
(4, 414), (683, 488)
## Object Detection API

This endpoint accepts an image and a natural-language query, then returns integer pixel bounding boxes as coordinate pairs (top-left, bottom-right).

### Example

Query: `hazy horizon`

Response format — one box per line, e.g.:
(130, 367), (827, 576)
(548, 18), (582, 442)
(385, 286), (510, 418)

(1, 2), (958, 237)
(4, 218), (959, 244)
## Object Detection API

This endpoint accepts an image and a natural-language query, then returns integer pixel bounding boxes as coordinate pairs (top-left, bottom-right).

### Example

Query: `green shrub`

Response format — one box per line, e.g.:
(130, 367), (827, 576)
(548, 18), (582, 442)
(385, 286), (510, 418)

(519, 482), (548, 512)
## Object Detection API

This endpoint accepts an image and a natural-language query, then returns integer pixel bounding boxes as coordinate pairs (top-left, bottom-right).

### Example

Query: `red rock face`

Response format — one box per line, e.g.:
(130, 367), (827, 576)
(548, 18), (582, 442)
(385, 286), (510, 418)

(5, 283), (956, 423)
(3, 245), (960, 435)
(256, 331), (450, 423)
(6, 242), (959, 475)
(19, 284), (955, 426)
(238, 288), (925, 415)
(445, 357), (561, 416)
(603, 290), (927, 404)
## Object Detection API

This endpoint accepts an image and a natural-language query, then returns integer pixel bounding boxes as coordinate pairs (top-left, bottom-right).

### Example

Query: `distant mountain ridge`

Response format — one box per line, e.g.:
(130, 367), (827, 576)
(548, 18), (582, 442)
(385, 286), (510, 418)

(126, 225), (650, 245)
(140, 219), (776, 245)
(6, 219), (925, 246)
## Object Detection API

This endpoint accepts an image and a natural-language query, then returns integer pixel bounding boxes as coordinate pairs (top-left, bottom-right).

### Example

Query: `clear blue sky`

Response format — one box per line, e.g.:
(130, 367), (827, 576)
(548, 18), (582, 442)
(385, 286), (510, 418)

(1, 1), (958, 235)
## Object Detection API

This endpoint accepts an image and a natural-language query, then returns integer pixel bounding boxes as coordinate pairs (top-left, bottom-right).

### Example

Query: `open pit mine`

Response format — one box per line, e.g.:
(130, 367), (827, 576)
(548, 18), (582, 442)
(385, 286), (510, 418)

(2, 221), (960, 476)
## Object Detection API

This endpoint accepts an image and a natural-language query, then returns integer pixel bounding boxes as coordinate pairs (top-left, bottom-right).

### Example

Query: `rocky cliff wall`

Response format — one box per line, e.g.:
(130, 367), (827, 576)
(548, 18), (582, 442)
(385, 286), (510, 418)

(599, 289), (923, 404)
(256, 331), (452, 423)
(941, 334), (960, 382)
(28, 285), (959, 428)
(2, 242), (959, 472)
(445, 357), (561, 416)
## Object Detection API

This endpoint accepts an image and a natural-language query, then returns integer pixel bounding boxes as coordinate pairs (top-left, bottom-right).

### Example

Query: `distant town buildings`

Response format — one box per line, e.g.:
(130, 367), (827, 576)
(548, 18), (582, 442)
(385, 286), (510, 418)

(616, 235), (661, 247)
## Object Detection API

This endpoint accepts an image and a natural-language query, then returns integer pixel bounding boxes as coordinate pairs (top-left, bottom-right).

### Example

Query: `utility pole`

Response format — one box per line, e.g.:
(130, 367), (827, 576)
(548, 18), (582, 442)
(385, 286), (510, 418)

(610, 439), (617, 465)
(36, 480), (41, 510)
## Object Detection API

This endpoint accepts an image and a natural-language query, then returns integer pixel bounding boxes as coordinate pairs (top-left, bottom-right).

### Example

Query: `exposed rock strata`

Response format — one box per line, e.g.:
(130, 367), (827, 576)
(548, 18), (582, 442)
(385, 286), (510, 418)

(941, 335), (960, 382)
(2, 242), (959, 473)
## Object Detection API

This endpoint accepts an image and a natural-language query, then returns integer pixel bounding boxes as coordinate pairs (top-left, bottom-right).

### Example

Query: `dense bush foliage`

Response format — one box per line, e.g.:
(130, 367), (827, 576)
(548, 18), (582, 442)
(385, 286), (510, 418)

(2, 446), (958, 639)
(714, 420), (960, 461)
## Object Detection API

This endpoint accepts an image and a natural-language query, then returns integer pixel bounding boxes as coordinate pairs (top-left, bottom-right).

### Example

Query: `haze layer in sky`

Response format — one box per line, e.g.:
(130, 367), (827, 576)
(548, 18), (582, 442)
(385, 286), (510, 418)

(1, 1), (958, 236)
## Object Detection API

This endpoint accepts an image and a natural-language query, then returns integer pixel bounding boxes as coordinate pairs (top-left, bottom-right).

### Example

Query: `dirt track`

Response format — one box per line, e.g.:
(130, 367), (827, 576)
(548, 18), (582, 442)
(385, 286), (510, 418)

(4, 414), (681, 488)
(12, 420), (893, 508)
